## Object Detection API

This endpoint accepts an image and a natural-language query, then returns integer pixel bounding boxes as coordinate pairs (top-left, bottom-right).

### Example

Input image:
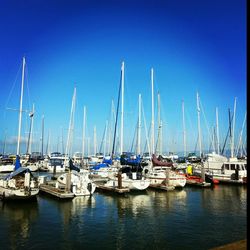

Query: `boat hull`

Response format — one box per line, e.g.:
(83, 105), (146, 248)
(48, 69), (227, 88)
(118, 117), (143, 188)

(0, 186), (39, 200)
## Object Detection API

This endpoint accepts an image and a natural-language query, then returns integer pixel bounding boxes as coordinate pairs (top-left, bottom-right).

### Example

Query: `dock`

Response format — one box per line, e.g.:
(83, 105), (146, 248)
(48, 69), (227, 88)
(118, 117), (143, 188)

(186, 180), (211, 187)
(149, 184), (175, 191)
(96, 184), (130, 194)
(39, 184), (75, 199)
(210, 239), (246, 250)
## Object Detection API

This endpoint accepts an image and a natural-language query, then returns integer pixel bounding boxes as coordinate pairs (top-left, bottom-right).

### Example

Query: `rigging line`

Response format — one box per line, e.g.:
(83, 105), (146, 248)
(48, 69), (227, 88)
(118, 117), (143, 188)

(221, 111), (233, 155)
(130, 119), (138, 153)
(4, 62), (22, 117)
(25, 63), (31, 111)
(99, 123), (106, 154)
(111, 67), (122, 158)
(141, 98), (151, 155)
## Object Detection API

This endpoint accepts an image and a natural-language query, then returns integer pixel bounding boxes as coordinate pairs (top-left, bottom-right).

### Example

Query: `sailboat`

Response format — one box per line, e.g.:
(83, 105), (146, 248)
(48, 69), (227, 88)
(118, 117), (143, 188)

(0, 155), (39, 200)
(0, 57), (38, 172)
(56, 159), (96, 196)
(102, 62), (150, 191)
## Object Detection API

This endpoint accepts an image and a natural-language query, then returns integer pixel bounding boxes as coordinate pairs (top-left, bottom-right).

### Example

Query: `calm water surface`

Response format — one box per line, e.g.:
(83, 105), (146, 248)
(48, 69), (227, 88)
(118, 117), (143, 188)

(0, 185), (247, 250)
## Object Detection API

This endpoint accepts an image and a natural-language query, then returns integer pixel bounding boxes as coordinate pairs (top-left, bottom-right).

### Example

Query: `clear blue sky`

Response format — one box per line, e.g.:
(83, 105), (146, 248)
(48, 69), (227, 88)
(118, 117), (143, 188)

(0, 0), (246, 156)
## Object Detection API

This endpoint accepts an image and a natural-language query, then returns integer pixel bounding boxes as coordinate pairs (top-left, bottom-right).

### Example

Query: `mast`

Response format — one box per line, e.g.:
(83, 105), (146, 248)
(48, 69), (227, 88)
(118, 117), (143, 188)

(93, 126), (97, 155)
(41, 115), (44, 156)
(151, 68), (155, 154)
(26, 103), (35, 154)
(182, 100), (187, 157)
(120, 61), (124, 155)
(215, 107), (220, 154)
(137, 93), (142, 155)
(156, 92), (162, 155)
(65, 87), (76, 158)
(196, 92), (202, 158)
(231, 97), (237, 158)
(17, 57), (25, 155)
(82, 106), (86, 159)
(236, 112), (246, 157)
(104, 120), (108, 156)
(111, 63), (122, 159)
(45, 130), (51, 156)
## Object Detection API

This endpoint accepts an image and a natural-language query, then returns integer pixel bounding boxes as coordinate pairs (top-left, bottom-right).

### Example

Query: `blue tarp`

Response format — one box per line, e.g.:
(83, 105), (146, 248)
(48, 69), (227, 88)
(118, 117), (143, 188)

(91, 163), (109, 170)
(4, 167), (30, 180)
(14, 155), (21, 171)
(102, 158), (112, 165)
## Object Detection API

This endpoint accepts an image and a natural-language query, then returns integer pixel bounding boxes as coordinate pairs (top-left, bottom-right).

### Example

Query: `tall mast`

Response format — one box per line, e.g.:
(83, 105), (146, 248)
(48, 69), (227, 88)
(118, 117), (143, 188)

(182, 100), (187, 157)
(236, 112), (246, 157)
(65, 87), (76, 158)
(137, 93), (141, 155)
(156, 92), (162, 155)
(26, 103), (35, 154)
(151, 68), (155, 154)
(93, 126), (97, 155)
(82, 106), (86, 159)
(104, 120), (108, 156)
(108, 100), (114, 156)
(231, 97), (237, 158)
(17, 57), (25, 155)
(41, 115), (44, 156)
(111, 63), (122, 159)
(196, 92), (202, 157)
(46, 129), (51, 156)
(215, 107), (220, 154)
(120, 61), (125, 155)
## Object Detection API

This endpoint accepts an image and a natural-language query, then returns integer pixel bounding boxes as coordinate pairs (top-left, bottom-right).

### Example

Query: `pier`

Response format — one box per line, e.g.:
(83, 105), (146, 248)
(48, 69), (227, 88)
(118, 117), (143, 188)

(39, 184), (75, 199)
(95, 184), (130, 194)
(149, 184), (175, 191)
(210, 239), (246, 250)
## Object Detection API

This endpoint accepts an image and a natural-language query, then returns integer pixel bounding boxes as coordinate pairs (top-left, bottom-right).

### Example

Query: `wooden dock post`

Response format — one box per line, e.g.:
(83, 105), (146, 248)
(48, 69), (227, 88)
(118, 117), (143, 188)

(65, 170), (71, 192)
(165, 169), (170, 186)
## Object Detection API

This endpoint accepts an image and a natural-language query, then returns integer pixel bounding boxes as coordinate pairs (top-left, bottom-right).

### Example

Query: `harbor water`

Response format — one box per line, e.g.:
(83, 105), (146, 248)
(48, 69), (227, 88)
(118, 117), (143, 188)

(0, 184), (247, 250)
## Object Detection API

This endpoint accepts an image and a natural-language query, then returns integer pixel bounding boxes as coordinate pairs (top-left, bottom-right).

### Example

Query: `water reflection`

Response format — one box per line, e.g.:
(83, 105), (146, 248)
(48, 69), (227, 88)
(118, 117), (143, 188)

(0, 200), (39, 249)
(0, 185), (247, 250)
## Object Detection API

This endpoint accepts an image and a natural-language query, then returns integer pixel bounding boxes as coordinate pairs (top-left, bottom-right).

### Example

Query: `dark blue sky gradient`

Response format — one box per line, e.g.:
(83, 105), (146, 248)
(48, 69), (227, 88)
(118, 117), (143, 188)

(0, 0), (246, 154)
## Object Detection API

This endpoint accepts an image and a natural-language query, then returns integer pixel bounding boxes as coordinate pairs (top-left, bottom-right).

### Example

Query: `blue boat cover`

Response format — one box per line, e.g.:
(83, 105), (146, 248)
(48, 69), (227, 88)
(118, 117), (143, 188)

(14, 155), (22, 171)
(4, 167), (31, 180)
(91, 163), (109, 170)
(102, 158), (112, 165)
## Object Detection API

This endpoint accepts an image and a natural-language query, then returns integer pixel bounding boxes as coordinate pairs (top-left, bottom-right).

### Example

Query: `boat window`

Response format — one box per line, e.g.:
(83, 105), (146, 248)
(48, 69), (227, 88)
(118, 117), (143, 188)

(225, 164), (229, 170)
(230, 164), (235, 170)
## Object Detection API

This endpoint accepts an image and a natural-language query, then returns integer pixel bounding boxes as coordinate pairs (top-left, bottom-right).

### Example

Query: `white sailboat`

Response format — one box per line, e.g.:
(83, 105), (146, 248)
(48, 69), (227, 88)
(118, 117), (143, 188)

(56, 169), (96, 196)
(0, 57), (40, 200)
(0, 155), (39, 200)
(146, 166), (186, 189)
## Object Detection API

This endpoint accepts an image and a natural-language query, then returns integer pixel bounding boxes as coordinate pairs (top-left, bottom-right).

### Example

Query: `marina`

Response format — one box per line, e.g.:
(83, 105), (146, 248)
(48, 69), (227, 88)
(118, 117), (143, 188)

(0, 1), (246, 249)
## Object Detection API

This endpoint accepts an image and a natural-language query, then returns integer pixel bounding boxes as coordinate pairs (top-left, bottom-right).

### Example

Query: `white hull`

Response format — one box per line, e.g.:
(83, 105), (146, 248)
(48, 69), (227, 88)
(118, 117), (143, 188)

(147, 168), (186, 188)
(57, 170), (96, 196)
(105, 174), (150, 191)
(24, 164), (39, 172)
(0, 164), (15, 173)
(0, 186), (39, 200)
(47, 165), (66, 173)
(212, 173), (246, 184)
